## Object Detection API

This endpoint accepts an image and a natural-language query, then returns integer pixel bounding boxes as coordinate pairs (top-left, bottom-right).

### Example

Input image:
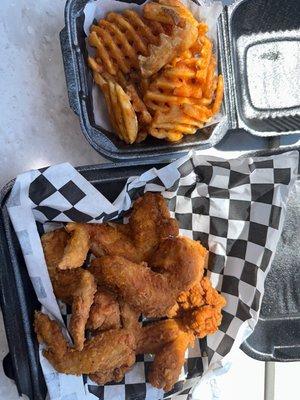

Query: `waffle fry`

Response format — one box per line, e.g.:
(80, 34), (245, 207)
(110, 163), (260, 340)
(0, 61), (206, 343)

(149, 105), (204, 142)
(89, 10), (159, 79)
(92, 71), (138, 144)
(87, 0), (224, 144)
(139, 0), (198, 77)
(126, 84), (152, 125)
(144, 27), (223, 141)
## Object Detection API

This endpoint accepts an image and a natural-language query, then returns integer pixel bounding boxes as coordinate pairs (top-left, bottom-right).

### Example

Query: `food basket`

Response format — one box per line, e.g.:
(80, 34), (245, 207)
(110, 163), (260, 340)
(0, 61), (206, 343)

(60, 0), (300, 160)
(1, 147), (299, 399)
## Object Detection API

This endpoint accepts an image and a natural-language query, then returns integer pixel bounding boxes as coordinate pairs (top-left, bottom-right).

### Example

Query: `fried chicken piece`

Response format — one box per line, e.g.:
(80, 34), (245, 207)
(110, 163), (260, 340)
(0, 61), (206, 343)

(88, 222), (141, 262)
(176, 277), (226, 337)
(119, 302), (141, 332)
(149, 236), (208, 289)
(90, 302), (140, 384)
(91, 255), (172, 317)
(89, 365), (129, 385)
(90, 236), (206, 317)
(148, 330), (195, 392)
(129, 192), (179, 260)
(86, 192), (179, 262)
(136, 319), (183, 354)
(41, 230), (96, 350)
(34, 312), (136, 375)
(58, 223), (90, 270)
(87, 287), (121, 331)
(184, 305), (224, 338)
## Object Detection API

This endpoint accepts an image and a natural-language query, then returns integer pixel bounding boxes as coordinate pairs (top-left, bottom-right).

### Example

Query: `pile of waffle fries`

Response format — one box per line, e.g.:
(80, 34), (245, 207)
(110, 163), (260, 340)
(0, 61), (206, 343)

(88, 0), (224, 144)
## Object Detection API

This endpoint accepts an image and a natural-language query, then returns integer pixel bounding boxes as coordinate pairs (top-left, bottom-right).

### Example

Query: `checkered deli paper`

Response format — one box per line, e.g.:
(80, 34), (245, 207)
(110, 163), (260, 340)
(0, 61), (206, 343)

(7, 150), (299, 400)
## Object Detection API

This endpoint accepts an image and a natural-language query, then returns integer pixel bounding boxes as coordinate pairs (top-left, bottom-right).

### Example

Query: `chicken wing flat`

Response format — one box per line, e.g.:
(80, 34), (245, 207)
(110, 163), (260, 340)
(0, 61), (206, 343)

(89, 302), (140, 384)
(148, 330), (195, 392)
(58, 223), (90, 270)
(129, 192), (179, 259)
(85, 192), (179, 262)
(149, 236), (208, 289)
(90, 255), (172, 317)
(41, 230), (96, 350)
(35, 312), (136, 375)
(136, 319), (184, 355)
(90, 236), (206, 317)
(87, 222), (141, 262)
(89, 365), (130, 385)
(87, 287), (121, 331)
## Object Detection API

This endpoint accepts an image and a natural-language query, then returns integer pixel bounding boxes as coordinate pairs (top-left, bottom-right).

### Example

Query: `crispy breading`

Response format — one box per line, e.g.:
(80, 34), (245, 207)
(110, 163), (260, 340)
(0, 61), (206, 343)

(87, 287), (121, 331)
(90, 236), (207, 317)
(86, 192), (179, 262)
(148, 330), (194, 392)
(41, 229), (96, 350)
(58, 223), (90, 270)
(136, 319), (183, 354)
(35, 312), (136, 375)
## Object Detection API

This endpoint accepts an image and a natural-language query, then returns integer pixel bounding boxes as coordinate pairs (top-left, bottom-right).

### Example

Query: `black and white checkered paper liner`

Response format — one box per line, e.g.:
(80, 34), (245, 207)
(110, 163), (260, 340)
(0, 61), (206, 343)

(7, 150), (299, 400)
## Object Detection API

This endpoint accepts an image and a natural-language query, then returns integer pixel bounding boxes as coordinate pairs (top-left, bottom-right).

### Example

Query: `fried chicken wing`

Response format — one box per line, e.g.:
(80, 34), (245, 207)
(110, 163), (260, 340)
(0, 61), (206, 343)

(41, 230), (96, 350)
(91, 255), (173, 316)
(90, 236), (206, 317)
(87, 222), (141, 262)
(58, 223), (90, 270)
(86, 192), (179, 262)
(148, 330), (195, 392)
(129, 192), (179, 259)
(119, 302), (141, 332)
(89, 302), (140, 384)
(89, 365), (130, 385)
(150, 236), (208, 289)
(87, 287), (121, 331)
(136, 319), (183, 354)
(35, 312), (136, 375)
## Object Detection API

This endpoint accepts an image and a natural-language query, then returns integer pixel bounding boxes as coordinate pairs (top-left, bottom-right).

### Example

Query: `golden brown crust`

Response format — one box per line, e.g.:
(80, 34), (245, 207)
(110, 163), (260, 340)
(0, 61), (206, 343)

(87, 192), (179, 262)
(87, 287), (121, 331)
(136, 319), (183, 354)
(35, 312), (136, 375)
(90, 236), (206, 317)
(41, 229), (96, 350)
(58, 223), (90, 270)
(148, 330), (194, 392)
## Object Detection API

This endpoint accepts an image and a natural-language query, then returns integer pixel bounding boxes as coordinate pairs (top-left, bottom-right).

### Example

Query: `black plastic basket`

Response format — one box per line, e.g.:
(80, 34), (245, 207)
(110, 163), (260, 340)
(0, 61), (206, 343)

(60, 0), (300, 160)
(0, 148), (299, 399)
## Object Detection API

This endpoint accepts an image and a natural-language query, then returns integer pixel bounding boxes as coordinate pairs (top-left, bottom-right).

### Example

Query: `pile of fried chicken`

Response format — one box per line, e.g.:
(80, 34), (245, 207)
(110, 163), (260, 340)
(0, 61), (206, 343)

(35, 192), (226, 392)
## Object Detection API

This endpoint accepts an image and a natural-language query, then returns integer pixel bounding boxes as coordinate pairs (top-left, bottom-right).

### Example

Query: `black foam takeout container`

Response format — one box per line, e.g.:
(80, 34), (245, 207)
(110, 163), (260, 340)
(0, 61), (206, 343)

(60, 0), (300, 160)
(0, 147), (299, 399)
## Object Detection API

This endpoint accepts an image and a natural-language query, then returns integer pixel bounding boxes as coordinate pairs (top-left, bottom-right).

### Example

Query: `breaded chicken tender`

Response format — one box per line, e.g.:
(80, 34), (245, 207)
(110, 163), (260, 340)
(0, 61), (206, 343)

(41, 229), (96, 350)
(90, 236), (207, 317)
(34, 312), (136, 376)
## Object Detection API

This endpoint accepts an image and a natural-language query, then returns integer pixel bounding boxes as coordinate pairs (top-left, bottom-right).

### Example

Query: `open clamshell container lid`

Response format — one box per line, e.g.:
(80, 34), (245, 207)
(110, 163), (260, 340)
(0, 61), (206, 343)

(221, 0), (300, 136)
(60, 0), (300, 160)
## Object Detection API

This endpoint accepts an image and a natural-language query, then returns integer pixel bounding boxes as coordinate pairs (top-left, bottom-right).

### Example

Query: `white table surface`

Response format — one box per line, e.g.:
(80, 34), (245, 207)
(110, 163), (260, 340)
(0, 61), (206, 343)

(0, 1), (299, 399)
